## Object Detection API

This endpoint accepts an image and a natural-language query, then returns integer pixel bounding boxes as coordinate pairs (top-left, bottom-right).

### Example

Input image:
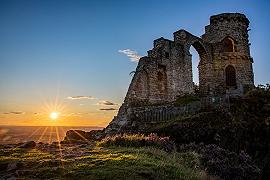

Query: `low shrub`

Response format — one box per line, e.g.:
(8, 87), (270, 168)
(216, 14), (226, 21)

(97, 133), (175, 152)
(245, 84), (270, 99)
(179, 143), (261, 179)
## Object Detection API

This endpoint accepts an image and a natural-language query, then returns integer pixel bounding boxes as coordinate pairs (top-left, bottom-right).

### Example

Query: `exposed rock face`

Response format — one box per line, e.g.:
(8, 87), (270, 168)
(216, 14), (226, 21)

(19, 141), (36, 149)
(105, 13), (255, 134)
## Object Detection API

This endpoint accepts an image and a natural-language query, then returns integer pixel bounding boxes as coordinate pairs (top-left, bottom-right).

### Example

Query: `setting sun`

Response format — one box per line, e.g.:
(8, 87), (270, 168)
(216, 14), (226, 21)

(50, 112), (59, 120)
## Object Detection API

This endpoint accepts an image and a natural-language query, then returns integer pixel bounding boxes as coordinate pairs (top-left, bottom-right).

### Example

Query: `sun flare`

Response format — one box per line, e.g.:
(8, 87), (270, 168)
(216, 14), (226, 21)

(50, 112), (59, 120)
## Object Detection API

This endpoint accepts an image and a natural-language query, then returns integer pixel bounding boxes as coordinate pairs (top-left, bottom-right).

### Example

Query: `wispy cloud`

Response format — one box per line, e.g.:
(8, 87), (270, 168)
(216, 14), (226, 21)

(99, 108), (117, 111)
(3, 111), (25, 115)
(60, 112), (82, 117)
(118, 49), (141, 62)
(98, 100), (118, 106)
(67, 96), (96, 100)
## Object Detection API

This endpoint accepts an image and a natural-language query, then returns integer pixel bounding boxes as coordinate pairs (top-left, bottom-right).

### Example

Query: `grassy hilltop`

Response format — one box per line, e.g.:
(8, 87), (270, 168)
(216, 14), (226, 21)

(0, 141), (204, 179)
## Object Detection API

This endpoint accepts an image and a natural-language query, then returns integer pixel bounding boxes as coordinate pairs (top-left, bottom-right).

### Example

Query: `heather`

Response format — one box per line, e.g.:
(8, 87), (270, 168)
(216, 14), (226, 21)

(97, 133), (175, 152)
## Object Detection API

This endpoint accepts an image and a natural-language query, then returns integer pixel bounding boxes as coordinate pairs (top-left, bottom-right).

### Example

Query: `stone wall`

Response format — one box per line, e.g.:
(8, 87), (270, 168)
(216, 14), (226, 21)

(105, 95), (230, 134)
(105, 101), (201, 134)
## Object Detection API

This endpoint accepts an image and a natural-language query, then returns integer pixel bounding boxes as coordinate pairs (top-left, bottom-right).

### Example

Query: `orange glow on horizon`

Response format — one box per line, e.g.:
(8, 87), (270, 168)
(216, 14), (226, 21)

(0, 108), (116, 127)
(0, 95), (119, 127)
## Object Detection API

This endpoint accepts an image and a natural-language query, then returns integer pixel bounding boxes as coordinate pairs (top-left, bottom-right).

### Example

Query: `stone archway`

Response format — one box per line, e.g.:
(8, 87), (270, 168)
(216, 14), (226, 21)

(174, 30), (210, 63)
(188, 41), (208, 79)
(189, 41), (208, 65)
(174, 30), (211, 94)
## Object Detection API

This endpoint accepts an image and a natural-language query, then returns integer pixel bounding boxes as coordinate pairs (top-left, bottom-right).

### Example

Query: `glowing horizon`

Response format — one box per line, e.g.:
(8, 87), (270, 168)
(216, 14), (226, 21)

(0, 96), (118, 127)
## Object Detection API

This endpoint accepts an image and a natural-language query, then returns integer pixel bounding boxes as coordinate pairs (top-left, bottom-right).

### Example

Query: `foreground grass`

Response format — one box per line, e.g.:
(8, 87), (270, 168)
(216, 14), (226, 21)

(0, 145), (205, 180)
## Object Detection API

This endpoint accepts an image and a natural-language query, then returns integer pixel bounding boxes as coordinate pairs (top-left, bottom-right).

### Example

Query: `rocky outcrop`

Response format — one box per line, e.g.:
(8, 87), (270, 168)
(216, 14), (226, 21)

(62, 129), (104, 143)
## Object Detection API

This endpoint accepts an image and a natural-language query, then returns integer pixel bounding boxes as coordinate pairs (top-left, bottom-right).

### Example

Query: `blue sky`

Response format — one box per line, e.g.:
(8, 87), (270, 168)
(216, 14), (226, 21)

(0, 0), (270, 126)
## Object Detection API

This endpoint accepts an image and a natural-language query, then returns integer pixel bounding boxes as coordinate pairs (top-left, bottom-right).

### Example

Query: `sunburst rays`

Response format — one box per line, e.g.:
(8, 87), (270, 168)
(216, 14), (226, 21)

(27, 126), (42, 140)
(34, 85), (72, 126)
(71, 129), (91, 143)
(25, 126), (69, 144)
(37, 126), (49, 142)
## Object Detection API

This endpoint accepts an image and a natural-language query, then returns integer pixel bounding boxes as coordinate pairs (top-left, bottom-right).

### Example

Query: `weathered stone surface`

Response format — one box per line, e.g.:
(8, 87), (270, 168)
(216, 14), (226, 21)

(105, 13), (255, 134)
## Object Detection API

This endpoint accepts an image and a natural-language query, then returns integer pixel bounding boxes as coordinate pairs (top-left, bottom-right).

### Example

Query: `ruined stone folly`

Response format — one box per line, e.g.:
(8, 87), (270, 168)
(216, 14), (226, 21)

(105, 13), (255, 133)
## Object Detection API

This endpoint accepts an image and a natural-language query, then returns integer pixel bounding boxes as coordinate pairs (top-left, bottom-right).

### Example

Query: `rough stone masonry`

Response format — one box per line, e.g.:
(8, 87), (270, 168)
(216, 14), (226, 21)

(105, 13), (254, 133)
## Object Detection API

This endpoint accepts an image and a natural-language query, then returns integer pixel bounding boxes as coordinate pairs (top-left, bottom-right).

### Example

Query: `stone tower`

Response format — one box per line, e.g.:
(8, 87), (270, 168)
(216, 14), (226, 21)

(201, 13), (254, 95)
(105, 13), (254, 133)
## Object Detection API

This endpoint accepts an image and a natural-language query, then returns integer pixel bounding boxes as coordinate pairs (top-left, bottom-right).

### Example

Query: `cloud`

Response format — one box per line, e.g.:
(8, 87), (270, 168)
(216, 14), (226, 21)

(60, 113), (82, 117)
(99, 108), (117, 111)
(3, 111), (25, 115)
(98, 100), (118, 106)
(118, 49), (141, 62)
(67, 96), (95, 100)
(33, 112), (45, 116)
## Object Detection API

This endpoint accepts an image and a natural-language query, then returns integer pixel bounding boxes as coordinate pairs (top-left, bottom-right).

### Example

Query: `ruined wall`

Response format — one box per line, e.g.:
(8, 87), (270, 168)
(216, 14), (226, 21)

(105, 13), (255, 134)
(124, 37), (195, 105)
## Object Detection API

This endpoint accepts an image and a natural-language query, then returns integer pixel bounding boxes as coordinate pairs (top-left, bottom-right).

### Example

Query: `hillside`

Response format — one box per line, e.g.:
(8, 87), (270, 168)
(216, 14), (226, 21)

(1, 86), (269, 179)
(152, 85), (270, 179)
(64, 85), (269, 179)
(0, 141), (207, 179)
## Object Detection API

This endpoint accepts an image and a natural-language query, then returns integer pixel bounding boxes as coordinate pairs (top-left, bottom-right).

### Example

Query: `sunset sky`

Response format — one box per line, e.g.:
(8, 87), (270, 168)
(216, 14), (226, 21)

(1, 0), (270, 127)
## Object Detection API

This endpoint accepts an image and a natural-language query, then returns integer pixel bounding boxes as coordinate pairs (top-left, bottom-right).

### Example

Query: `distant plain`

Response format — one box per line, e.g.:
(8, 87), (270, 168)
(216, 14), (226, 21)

(0, 126), (102, 144)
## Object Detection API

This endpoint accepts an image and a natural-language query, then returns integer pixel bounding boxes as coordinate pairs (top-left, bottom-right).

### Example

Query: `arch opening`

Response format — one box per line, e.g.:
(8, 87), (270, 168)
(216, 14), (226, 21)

(225, 65), (236, 88)
(190, 46), (199, 85)
(191, 41), (208, 63)
(222, 37), (235, 52)
(189, 41), (208, 90)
